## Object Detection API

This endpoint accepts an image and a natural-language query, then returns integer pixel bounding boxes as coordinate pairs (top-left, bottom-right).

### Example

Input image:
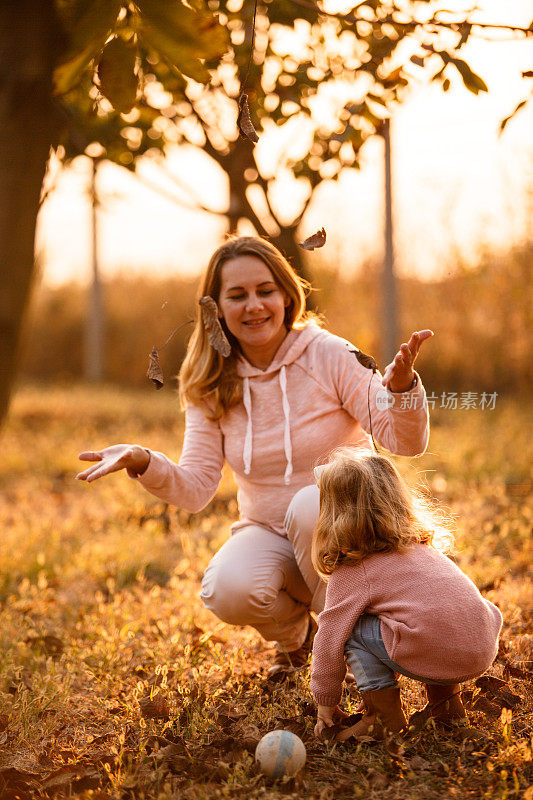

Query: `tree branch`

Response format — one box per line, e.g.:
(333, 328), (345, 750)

(286, 0), (533, 36)
(133, 170), (229, 217)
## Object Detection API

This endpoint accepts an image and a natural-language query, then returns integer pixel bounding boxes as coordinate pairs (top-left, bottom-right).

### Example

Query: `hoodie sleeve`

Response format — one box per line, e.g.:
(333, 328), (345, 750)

(310, 564), (370, 707)
(319, 333), (429, 457)
(136, 404), (224, 513)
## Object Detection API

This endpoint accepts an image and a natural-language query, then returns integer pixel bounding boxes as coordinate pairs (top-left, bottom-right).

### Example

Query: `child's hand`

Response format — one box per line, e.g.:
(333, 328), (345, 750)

(314, 705), (348, 738)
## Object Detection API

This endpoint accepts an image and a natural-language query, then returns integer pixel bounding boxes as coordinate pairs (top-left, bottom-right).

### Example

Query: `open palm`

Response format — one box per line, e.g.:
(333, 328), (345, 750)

(76, 444), (149, 482)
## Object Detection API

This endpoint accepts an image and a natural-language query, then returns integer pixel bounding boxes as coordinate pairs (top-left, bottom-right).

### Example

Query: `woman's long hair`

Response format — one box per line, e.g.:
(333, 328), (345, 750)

(312, 448), (453, 576)
(179, 236), (316, 418)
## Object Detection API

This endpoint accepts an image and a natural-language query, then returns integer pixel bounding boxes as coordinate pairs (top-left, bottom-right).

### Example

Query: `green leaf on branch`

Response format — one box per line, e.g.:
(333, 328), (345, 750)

(134, 0), (228, 84)
(97, 36), (138, 113)
(54, 0), (123, 95)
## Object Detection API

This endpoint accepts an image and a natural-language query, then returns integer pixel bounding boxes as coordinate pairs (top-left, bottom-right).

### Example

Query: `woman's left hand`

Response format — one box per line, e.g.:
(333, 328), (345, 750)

(382, 330), (434, 393)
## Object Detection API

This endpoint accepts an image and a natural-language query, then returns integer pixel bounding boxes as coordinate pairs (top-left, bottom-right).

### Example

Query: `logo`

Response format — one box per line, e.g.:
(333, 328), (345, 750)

(375, 387), (395, 410)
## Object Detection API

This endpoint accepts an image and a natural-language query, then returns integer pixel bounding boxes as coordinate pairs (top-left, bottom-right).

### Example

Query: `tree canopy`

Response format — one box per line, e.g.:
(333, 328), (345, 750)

(51, 0), (533, 271)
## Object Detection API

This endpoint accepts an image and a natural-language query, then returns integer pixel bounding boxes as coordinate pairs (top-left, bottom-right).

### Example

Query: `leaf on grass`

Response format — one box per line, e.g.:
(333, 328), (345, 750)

(503, 663), (533, 682)
(408, 755), (432, 770)
(199, 297), (231, 357)
(472, 695), (501, 718)
(299, 227), (326, 250)
(25, 634), (64, 658)
(157, 743), (192, 773)
(139, 694), (170, 720)
(39, 765), (102, 793)
(237, 94), (259, 143)
(475, 675), (520, 707)
(147, 346), (164, 389)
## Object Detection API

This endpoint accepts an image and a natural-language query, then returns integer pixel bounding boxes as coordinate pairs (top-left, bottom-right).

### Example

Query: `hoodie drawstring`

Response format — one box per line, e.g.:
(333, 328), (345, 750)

(242, 376), (253, 475)
(241, 368), (293, 484)
(279, 366), (293, 484)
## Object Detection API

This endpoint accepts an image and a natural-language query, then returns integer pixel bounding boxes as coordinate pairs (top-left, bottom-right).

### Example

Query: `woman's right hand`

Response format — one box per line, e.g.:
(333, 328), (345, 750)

(76, 445), (150, 482)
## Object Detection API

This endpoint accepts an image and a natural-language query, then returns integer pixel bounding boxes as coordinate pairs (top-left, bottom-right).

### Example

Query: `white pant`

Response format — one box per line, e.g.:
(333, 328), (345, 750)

(200, 485), (325, 651)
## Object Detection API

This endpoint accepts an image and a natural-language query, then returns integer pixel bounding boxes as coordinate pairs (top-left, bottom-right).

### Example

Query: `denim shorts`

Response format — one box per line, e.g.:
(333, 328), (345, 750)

(344, 614), (456, 693)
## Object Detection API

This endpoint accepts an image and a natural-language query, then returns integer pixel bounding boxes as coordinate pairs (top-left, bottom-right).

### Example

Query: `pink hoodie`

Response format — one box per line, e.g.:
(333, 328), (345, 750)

(138, 323), (429, 535)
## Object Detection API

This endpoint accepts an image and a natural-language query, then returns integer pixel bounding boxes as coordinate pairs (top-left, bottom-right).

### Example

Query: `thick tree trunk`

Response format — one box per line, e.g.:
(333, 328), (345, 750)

(272, 226), (311, 287)
(223, 138), (314, 301)
(0, 0), (63, 428)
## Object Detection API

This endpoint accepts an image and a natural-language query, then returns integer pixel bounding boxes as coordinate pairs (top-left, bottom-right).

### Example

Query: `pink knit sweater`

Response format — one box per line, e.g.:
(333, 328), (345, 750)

(310, 545), (503, 706)
(137, 323), (430, 535)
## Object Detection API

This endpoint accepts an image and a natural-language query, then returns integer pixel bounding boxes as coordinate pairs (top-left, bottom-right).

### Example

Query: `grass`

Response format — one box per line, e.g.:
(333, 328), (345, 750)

(0, 383), (532, 799)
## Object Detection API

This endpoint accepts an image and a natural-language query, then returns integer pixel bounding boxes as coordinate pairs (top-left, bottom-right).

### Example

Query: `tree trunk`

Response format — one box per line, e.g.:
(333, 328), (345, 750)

(0, 0), (63, 428)
(272, 225), (312, 288)
(223, 138), (314, 301)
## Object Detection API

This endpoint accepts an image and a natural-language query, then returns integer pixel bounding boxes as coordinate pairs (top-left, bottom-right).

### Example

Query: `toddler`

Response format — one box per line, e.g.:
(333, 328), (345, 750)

(310, 448), (503, 741)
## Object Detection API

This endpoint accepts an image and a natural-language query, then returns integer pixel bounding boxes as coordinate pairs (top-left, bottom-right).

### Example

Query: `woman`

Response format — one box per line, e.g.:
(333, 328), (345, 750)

(77, 236), (433, 677)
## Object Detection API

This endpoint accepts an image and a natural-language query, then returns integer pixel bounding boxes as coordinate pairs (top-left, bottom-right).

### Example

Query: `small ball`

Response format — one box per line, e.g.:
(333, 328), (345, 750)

(255, 730), (306, 779)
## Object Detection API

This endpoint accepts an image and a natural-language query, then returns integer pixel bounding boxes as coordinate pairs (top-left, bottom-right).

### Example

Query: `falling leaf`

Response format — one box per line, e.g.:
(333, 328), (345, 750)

(147, 346), (164, 389)
(299, 227), (326, 250)
(199, 297), (231, 357)
(348, 346), (377, 372)
(237, 94), (259, 143)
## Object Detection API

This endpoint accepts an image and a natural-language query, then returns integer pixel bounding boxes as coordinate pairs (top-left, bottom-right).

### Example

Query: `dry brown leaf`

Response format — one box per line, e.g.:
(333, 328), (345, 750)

(40, 765), (101, 793)
(475, 676), (521, 708)
(25, 634), (64, 657)
(472, 696), (501, 718)
(147, 345), (164, 389)
(237, 94), (259, 143)
(503, 663), (533, 681)
(348, 346), (377, 372)
(139, 694), (170, 720)
(299, 227), (326, 251)
(199, 297), (231, 357)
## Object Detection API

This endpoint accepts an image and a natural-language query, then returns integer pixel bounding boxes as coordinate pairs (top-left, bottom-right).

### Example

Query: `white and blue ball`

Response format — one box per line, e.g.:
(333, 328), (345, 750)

(255, 730), (306, 779)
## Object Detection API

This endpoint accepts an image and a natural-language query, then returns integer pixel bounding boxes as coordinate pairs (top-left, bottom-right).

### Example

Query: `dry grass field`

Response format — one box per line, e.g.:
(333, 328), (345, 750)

(0, 384), (532, 799)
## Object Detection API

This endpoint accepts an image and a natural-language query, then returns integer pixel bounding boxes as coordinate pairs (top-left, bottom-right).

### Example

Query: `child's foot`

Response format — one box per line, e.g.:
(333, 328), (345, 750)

(408, 684), (467, 730)
(336, 686), (406, 742)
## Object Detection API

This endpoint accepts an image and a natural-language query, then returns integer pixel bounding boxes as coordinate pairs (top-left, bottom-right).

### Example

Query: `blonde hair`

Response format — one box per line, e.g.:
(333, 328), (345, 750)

(179, 236), (316, 418)
(312, 448), (453, 576)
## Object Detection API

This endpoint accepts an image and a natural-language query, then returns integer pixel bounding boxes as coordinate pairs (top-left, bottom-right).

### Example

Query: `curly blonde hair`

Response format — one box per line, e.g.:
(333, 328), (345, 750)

(312, 448), (453, 576)
(179, 236), (316, 419)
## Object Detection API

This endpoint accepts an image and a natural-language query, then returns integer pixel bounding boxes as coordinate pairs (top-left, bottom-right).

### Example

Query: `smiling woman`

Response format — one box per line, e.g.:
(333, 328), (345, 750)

(77, 235), (432, 679)
(217, 257), (290, 370)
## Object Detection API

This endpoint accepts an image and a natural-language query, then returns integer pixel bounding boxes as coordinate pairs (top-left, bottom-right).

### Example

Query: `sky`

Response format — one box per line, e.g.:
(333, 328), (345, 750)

(36, 0), (533, 286)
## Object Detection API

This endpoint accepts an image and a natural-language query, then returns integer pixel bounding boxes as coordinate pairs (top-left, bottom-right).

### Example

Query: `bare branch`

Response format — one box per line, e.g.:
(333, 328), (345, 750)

(133, 171), (229, 217)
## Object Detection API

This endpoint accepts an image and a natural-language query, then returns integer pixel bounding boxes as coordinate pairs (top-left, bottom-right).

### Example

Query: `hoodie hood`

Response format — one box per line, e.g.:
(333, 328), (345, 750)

(235, 322), (324, 485)
(236, 321), (323, 378)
